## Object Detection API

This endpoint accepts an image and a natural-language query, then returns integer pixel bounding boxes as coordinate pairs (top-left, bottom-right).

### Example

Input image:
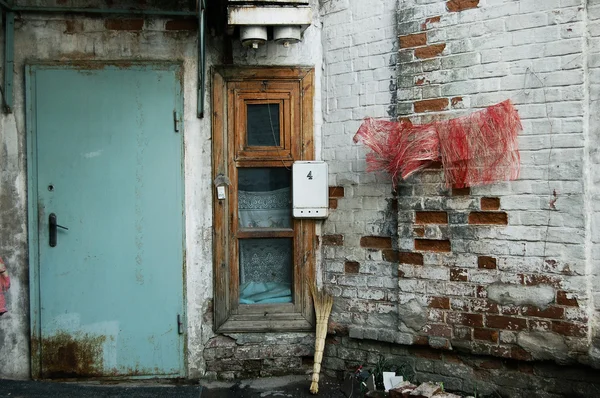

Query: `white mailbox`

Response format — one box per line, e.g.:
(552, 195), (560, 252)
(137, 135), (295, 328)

(292, 161), (328, 219)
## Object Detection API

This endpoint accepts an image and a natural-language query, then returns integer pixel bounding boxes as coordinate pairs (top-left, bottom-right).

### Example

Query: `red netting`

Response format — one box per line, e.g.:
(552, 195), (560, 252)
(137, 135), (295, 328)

(353, 100), (522, 188)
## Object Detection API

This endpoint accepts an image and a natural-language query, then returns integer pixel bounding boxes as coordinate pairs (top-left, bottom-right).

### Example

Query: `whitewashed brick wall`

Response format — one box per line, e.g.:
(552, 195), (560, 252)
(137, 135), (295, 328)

(321, 0), (600, 367)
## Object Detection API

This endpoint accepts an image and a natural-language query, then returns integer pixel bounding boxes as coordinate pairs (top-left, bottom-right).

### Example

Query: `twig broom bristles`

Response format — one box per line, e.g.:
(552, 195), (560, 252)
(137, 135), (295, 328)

(310, 284), (334, 395)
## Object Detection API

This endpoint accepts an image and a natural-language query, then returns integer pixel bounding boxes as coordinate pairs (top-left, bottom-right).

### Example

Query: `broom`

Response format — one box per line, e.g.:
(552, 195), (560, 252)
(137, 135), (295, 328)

(310, 284), (334, 395)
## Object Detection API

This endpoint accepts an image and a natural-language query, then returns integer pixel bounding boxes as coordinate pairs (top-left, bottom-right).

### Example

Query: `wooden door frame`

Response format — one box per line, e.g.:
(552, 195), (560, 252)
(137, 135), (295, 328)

(25, 62), (187, 379)
(212, 66), (316, 333)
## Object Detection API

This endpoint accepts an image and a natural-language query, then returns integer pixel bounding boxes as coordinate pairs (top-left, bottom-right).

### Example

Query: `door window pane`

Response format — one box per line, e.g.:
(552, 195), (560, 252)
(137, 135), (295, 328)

(238, 168), (291, 229)
(239, 238), (292, 304)
(247, 104), (280, 146)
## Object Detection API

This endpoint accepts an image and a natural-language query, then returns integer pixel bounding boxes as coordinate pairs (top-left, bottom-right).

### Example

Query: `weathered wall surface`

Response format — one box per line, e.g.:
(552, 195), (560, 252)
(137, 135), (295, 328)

(319, 0), (401, 340)
(321, 0), (600, 372)
(202, 0), (325, 380)
(587, 0), (600, 367)
(0, 13), (215, 379)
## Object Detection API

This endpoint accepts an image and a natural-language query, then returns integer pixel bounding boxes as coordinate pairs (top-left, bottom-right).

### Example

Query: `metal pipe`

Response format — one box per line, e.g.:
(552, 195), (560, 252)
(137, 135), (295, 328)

(197, 0), (205, 118)
(11, 6), (197, 16)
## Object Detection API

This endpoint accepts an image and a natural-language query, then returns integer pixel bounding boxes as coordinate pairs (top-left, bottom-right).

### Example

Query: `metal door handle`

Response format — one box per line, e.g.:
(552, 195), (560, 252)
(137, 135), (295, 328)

(49, 213), (68, 247)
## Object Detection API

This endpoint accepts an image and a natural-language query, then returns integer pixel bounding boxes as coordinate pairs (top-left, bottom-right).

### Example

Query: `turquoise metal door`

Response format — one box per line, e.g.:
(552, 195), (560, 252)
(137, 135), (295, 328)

(27, 64), (185, 378)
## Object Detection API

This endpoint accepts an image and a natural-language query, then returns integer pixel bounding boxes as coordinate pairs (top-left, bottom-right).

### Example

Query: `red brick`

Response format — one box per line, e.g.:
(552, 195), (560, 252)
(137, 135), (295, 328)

(468, 212), (508, 225)
(473, 328), (499, 342)
(446, 0), (479, 12)
(415, 239), (451, 252)
(490, 345), (511, 358)
(165, 19), (197, 30)
(104, 18), (144, 30)
(429, 296), (450, 309)
(415, 43), (446, 59)
(414, 98), (449, 113)
(415, 211), (448, 224)
(413, 336), (429, 346)
(450, 268), (468, 282)
(447, 312), (484, 327)
(421, 15), (441, 30)
(398, 252), (424, 265)
(328, 198), (338, 209)
(452, 186), (470, 196)
(416, 77), (427, 85)
(481, 197), (501, 210)
(382, 249), (399, 263)
(500, 306), (520, 315)
(451, 96), (463, 107)
(552, 321), (587, 337)
(478, 256), (497, 269)
(522, 273), (561, 288)
(322, 234), (343, 246)
(486, 315), (527, 331)
(557, 291), (579, 307)
(399, 32), (427, 48)
(476, 286), (487, 298)
(452, 299), (498, 314)
(510, 346), (533, 361)
(414, 226), (425, 237)
(423, 324), (452, 338)
(344, 261), (360, 274)
(328, 186), (345, 198)
(529, 319), (552, 332)
(522, 305), (564, 320)
(360, 236), (392, 249)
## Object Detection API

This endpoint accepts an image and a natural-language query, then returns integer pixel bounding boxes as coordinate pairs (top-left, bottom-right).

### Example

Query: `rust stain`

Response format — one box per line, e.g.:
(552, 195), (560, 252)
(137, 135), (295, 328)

(41, 331), (106, 378)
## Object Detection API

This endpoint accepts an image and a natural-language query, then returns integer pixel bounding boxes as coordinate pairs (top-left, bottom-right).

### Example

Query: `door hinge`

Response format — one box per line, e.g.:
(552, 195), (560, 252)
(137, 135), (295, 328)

(177, 314), (184, 335)
(173, 111), (180, 133)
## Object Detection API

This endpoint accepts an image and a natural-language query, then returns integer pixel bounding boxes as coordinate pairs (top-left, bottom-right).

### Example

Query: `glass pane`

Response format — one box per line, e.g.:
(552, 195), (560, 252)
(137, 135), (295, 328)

(247, 104), (280, 147)
(239, 238), (293, 304)
(238, 168), (292, 229)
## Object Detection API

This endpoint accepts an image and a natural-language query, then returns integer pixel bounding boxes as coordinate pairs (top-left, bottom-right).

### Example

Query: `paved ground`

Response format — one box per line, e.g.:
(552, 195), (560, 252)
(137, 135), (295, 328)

(0, 376), (347, 398)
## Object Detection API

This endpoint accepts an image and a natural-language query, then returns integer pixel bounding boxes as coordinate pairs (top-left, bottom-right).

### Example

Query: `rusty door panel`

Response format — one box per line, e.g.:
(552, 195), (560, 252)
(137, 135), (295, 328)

(28, 65), (185, 378)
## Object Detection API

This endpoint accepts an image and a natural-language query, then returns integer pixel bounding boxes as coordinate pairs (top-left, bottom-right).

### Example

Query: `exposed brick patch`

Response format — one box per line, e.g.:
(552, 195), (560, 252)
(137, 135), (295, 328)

(429, 296), (450, 309)
(415, 239), (451, 252)
(452, 186), (471, 196)
(552, 321), (587, 337)
(360, 236), (392, 249)
(415, 43), (446, 59)
(446, 0), (479, 12)
(423, 324), (452, 338)
(416, 77), (427, 85)
(529, 319), (552, 331)
(322, 234), (343, 246)
(446, 312), (484, 327)
(478, 256), (497, 269)
(399, 32), (427, 48)
(510, 346), (533, 361)
(329, 198), (338, 209)
(382, 249), (399, 262)
(473, 328), (499, 342)
(522, 305), (564, 320)
(165, 19), (197, 30)
(421, 16), (441, 30)
(104, 19), (144, 30)
(344, 261), (360, 274)
(414, 98), (449, 113)
(398, 251), (424, 265)
(451, 96), (463, 107)
(414, 226), (425, 237)
(468, 212), (508, 225)
(328, 322), (349, 336)
(450, 268), (468, 282)
(481, 197), (501, 211)
(329, 186), (345, 198)
(521, 273), (561, 288)
(486, 315), (527, 331)
(557, 291), (579, 307)
(415, 211), (448, 224)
